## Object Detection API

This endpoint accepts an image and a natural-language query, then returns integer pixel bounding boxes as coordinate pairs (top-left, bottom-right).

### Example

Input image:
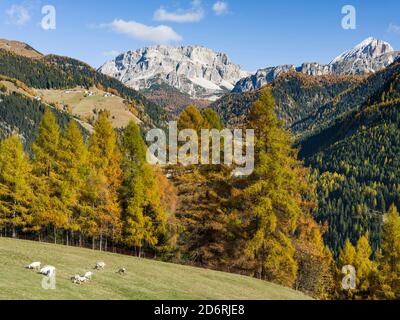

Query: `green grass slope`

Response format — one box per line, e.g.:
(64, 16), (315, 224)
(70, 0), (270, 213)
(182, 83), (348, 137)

(0, 238), (310, 300)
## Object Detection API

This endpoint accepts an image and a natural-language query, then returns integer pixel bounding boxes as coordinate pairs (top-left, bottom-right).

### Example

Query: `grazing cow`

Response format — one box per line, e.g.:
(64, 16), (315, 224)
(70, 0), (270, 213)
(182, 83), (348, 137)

(95, 262), (106, 270)
(71, 275), (88, 284)
(117, 267), (127, 275)
(26, 262), (41, 271)
(40, 266), (56, 277)
(77, 276), (88, 284)
(84, 272), (93, 280)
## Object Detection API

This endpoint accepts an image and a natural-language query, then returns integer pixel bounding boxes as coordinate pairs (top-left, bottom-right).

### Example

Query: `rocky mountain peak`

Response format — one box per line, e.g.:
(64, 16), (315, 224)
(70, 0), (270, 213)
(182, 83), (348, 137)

(99, 45), (250, 101)
(330, 37), (394, 65)
(233, 37), (399, 93)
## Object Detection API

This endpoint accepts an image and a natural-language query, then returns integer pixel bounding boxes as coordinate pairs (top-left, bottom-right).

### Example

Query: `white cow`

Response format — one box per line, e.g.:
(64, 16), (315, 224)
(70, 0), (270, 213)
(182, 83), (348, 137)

(40, 266), (56, 277)
(84, 271), (93, 280)
(77, 276), (88, 284)
(26, 262), (41, 270)
(71, 275), (88, 284)
(117, 267), (126, 275)
(95, 262), (106, 270)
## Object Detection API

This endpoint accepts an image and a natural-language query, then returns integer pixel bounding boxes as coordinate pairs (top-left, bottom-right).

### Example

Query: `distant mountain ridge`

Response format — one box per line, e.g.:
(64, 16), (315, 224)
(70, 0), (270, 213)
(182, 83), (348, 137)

(233, 37), (400, 93)
(98, 45), (250, 101)
(0, 39), (43, 59)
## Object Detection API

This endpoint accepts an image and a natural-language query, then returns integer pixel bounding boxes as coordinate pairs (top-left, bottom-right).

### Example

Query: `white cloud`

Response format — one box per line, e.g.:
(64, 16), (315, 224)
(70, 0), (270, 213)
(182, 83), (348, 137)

(387, 23), (400, 35)
(102, 19), (182, 44)
(154, 0), (204, 23)
(6, 4), (31, 26)
(212, 1), (229, 16)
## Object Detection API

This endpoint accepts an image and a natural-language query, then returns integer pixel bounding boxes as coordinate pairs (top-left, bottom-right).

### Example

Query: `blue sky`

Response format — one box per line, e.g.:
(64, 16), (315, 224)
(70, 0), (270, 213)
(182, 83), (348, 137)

(1, 0), (400, 71)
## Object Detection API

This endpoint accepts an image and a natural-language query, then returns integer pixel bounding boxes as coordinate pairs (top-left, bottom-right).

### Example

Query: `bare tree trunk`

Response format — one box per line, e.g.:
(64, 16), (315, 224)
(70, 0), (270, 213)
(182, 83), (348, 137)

(92, 237), (95, 250)
(54, 227), (57, 244)
(12, 204), (17, 238)
(100, 233), (103, 252)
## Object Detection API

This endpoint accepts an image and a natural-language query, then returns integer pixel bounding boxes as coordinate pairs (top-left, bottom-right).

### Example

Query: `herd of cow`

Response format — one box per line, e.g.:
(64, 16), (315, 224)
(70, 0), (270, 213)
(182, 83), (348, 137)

(26, 261), (127, 285)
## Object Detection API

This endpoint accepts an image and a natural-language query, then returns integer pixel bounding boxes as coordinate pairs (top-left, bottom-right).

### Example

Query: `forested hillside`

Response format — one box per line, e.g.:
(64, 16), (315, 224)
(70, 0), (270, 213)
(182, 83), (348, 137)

(211, 59), (400, 260)
(210, 58), (400, 298)
(299, 60), (400, 256)
(140, 82), (210, 116)
(211, 73), (360, 129)
(294, 59), (400, 137)
(43, 55), (166, 125)
(0, 91), (81, 149)
(0, 49), (166, 128)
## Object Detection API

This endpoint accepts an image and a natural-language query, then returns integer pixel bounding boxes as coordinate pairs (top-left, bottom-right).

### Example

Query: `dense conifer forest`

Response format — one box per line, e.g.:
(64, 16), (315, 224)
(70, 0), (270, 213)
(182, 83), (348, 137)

(0, 92), (78, 148)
